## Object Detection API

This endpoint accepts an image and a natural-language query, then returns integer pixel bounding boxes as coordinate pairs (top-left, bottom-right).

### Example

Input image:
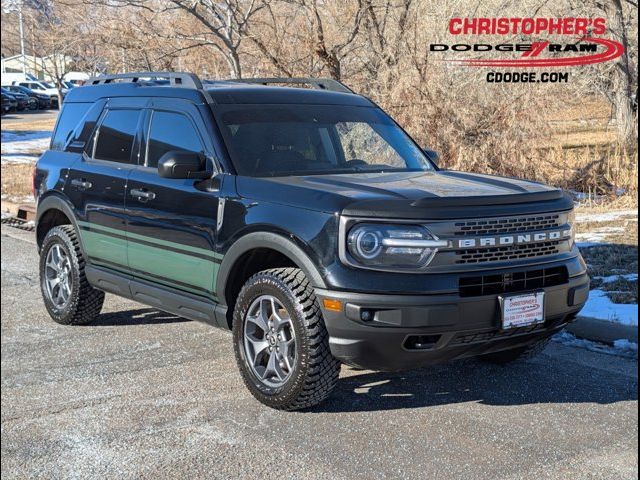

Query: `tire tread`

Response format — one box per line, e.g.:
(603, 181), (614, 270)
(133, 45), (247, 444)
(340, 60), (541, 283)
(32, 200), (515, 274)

(233, 267), (340, 410)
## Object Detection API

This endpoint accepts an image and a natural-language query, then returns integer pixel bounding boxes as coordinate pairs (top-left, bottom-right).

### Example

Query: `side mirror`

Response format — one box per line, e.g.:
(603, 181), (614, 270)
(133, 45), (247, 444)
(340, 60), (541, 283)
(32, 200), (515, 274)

(158, 150), (210, 179)
(423, 148), (439, 166)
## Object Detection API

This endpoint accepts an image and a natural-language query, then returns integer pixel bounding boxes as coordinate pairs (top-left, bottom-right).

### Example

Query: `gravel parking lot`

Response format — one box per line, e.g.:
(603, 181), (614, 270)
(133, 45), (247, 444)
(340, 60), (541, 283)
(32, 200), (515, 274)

(1, 225), (638, 480)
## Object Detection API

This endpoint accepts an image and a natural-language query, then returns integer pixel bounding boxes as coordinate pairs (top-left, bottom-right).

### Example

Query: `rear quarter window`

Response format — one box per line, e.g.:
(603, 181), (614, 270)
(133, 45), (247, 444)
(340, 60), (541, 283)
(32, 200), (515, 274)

(51, 103), (92, 151)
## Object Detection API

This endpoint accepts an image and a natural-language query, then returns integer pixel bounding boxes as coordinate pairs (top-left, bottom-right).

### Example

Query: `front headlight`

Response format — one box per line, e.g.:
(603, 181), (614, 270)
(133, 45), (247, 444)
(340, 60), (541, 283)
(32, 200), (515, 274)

(345, 223), (448, 271)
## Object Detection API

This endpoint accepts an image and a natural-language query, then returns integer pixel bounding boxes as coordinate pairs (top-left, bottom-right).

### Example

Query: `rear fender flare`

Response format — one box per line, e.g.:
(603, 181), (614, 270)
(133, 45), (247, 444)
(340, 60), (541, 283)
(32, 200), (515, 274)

(36, 193), (85, 255)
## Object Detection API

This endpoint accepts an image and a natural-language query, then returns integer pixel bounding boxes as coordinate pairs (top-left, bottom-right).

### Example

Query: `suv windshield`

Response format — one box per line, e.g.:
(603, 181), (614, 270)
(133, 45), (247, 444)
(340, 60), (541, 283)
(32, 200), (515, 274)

(215, 104), (434, 177)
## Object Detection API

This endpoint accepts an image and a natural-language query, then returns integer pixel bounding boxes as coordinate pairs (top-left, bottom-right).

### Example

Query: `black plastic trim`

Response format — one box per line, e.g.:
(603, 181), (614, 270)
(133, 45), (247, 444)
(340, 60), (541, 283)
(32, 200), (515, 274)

(85, 265), (224, 327)
(216, 231), (327, 304)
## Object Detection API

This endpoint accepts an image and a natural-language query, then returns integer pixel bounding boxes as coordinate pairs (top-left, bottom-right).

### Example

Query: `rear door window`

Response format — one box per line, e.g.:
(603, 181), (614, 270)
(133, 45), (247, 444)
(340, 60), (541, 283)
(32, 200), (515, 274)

(93, 109), (141, 163)
(146, 111), (204, 168)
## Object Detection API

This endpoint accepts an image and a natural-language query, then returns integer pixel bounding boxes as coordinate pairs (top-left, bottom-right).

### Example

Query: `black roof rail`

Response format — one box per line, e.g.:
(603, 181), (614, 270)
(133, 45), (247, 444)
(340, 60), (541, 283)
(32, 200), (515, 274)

(231, 77), (353, 94)
(86, 71), (204, 90)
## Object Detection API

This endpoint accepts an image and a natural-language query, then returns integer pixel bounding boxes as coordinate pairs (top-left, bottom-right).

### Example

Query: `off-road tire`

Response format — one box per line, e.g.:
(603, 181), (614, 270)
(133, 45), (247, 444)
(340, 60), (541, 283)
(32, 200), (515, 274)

(233, 268), (340, 410)
(39, 225), (104, 325)
(481, 337), (552, 364)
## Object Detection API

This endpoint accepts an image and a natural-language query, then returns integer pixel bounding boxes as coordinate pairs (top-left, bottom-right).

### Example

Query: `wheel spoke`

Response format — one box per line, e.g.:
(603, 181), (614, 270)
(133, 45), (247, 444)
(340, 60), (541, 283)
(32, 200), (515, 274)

(246, 337), (269, 365)
(62, 280), (71, 299)
(262, 297), (275, 324)
(283, 355), (294, 373)
(46, 259), (59, 274)
(246, 312), (269, 334)
(265, 351), (286, 381)
(55, 285), (65, 304)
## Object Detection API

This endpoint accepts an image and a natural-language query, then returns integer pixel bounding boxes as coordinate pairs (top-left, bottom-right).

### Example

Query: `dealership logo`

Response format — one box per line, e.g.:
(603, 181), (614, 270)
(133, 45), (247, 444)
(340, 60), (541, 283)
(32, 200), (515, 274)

(430, 17), (625, 68)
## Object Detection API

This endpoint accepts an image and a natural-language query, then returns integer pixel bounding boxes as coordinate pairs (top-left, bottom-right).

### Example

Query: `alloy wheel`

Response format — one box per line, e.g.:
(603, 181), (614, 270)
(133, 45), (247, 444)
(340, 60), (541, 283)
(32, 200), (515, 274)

(243, 295), (296, 387)
(44, 244), (72, 308)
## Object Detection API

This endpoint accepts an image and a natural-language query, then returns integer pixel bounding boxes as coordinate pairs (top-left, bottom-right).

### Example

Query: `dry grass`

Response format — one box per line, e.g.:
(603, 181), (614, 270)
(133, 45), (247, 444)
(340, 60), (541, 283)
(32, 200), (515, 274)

(3, 117), (57, 132)
(1, 164), (34, 199)
(576, 207), (638, 304)
(595, 278), (638, 304)
(583, 243), (639, 277)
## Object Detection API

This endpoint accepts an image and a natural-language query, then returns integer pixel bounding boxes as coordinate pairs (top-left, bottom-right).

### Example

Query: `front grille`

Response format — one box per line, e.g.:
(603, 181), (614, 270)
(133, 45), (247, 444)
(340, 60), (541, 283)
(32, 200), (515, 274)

(454, 214), (561, 236)
(459, 266), (568, 297)
(455, 240), (562, 264)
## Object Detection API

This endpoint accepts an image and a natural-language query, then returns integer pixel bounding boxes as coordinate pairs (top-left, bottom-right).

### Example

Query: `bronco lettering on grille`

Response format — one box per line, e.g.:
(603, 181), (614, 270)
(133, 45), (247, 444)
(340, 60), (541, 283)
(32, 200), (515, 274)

(456, 229), (572, 249)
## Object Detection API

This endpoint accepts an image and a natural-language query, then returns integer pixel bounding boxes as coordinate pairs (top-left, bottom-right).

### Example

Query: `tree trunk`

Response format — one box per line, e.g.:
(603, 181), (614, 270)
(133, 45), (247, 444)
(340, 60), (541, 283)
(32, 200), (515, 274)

(607, 0), (636, 148)
(228, 49), (242, 79)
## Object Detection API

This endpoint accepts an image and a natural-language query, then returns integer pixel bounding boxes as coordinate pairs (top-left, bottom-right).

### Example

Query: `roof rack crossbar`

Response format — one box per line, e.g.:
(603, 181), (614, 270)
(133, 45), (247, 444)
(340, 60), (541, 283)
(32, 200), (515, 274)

(232, 77), (353, 94)
(86, 71), (203, 90)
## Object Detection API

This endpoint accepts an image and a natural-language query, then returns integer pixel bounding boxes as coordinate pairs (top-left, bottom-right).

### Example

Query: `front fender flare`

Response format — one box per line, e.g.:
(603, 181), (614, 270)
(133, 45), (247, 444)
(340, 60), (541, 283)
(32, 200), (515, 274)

(215, 231), (327, 305)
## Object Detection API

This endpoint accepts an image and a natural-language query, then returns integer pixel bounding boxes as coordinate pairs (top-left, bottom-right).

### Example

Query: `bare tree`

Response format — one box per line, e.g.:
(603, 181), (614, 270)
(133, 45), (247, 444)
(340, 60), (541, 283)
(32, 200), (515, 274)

(21, 2), (83, 102)
(603, 0), (637, 147)
(77, 0), (267, 78)
(278, 0), (365, 80)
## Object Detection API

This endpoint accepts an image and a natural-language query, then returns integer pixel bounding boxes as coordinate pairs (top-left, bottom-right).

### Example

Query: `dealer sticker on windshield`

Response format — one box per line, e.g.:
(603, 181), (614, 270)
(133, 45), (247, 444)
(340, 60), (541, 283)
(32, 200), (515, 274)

(500, 292), (545, 329)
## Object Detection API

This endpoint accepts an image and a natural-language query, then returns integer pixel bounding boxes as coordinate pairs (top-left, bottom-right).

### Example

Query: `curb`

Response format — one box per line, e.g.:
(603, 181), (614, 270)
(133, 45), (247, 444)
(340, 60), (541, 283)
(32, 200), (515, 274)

(567, 316), (638, 345)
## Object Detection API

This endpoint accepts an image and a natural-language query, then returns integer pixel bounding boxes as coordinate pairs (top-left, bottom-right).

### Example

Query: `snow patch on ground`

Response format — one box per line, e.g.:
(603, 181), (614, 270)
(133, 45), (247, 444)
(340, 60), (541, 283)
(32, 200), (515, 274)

(553, 331), (637, 359)
(1, 130), (51, 164)
(576, 229), (625, 247)
(580, 289), (638, 326)
(576, 209), (638, 223)
(594, 274), (638, 284)
(1, 154), (40, 164)
(1, 130), (51, 143)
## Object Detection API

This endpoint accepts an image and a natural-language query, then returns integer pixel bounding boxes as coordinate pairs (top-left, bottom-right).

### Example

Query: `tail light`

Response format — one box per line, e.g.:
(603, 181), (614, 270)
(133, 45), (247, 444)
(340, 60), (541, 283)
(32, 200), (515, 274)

(31, 165), (37, 199)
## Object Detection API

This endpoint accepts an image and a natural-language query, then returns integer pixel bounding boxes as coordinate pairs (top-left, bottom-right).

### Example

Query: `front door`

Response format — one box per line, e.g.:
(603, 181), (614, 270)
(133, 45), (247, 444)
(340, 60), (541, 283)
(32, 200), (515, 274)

(124, 101), (222, 301)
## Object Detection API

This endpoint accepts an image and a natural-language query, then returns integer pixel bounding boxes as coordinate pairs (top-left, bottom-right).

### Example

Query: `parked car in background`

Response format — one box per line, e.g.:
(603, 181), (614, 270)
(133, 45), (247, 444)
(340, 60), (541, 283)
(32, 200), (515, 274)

(3, 85), (52, 110)
(1, 92), (18, 112)
(1, 93), (15, 114)
(13, 80), (67, 108)
(0, 87), (28, 111)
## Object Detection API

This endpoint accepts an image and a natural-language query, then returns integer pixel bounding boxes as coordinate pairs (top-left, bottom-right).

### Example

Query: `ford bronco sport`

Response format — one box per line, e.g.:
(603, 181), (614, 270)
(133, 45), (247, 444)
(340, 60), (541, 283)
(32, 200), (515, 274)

(34, 72), (589, 410)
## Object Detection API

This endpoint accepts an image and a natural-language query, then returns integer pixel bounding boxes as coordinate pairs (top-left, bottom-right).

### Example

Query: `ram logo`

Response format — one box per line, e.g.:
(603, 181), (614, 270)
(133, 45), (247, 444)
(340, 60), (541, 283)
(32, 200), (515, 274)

(457, 229), (572, 249)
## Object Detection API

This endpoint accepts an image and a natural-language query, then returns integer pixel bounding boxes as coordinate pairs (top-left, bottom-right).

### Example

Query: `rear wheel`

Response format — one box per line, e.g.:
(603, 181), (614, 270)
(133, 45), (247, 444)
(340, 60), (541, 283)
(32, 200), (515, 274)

(39, 225), (104, 325)
(233, 268), (340, 410)
(480, 337), (551, 364)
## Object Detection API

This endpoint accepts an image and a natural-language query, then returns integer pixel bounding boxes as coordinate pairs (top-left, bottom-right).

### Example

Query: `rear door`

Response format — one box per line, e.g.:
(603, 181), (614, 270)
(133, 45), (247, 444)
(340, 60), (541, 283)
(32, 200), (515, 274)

(124, 99), (222, 301)
(66, 98), (145, 274)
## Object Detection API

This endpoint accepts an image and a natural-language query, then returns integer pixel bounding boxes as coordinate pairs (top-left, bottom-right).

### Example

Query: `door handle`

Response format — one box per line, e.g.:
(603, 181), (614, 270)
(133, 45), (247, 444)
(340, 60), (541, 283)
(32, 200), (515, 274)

(71, 178), (92, 190)
(130, 188), (156, 202)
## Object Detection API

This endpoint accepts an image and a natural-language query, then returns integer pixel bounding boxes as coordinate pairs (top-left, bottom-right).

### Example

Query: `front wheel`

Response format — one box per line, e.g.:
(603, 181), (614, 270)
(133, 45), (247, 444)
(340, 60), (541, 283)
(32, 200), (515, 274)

(233, 268), (340, 410)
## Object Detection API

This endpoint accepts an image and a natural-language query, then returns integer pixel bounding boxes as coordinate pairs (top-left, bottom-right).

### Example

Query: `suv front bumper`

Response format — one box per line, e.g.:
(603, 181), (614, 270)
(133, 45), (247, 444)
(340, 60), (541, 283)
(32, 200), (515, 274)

(316, 271), (589, 371)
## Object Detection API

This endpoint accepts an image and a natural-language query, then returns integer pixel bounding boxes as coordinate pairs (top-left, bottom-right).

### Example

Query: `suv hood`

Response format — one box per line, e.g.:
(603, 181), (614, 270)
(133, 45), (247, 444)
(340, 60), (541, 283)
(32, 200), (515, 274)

(236, 171), (572, 219)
